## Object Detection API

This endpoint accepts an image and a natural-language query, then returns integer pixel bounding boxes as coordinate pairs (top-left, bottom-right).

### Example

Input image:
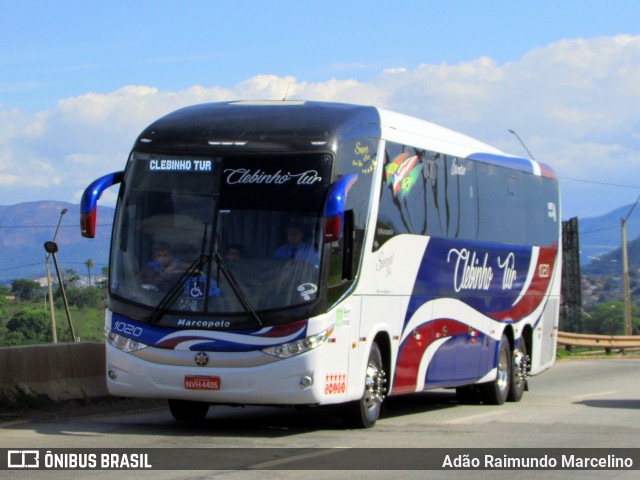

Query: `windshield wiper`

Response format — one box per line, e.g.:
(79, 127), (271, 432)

(147, 252), (263, 329)
(147, 255), (209, 324)
(213, 252), (263, 328)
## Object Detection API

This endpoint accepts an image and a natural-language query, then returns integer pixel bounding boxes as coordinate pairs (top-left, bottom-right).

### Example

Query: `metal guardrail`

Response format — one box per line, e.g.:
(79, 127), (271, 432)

(557, 331), (640, 353)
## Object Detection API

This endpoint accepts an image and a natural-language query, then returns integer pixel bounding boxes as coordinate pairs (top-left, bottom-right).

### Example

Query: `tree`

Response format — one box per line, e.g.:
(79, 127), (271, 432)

(85, 258), (94, 286)
(50, 269), (74, 299)
(5, 308), (51, 344)
(63, 286), (105, 308)
(62, 269), (80, 287)
(581, 301), (640, 335)
(0, 285), (10, 306)
(95, 265), (109, 288)
(10, 279), (41, 301)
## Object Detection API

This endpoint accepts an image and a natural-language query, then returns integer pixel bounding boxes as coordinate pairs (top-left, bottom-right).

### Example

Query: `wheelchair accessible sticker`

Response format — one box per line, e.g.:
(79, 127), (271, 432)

(186, 279), (206, 299)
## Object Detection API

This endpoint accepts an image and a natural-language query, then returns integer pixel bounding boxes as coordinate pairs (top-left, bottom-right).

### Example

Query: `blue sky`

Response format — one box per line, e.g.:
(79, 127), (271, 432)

(2, 0), (640, 220)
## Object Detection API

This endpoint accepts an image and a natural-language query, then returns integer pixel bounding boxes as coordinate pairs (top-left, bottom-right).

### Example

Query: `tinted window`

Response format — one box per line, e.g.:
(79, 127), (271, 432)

(327, 137), (379, 304)
(375, 143), (479, 249)
(445, 156), (478, 239)
(375, 143), (429, 248)
(476, 164), (559, 246)
(375, 143), (558, 248)
(477, 164), (526, 244)
(524, 175), (560, 247)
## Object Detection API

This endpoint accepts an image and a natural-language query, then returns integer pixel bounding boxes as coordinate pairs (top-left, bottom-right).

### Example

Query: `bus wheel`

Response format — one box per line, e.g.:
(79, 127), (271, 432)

(480, 335), (511, 405)
(168, 399), (209, 422)
(508, 338), (529, 402)
(341, 342), (387, 429)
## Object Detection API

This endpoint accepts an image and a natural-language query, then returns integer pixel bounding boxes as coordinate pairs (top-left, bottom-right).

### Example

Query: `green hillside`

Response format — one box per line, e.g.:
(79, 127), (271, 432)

(582, 234), (640, 275)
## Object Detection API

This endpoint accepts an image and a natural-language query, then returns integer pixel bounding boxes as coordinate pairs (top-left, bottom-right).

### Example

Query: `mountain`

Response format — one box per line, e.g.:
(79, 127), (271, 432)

(582, 235), (640, 276)
(0, 201), (114, 284)
(577, 203), (640, 265)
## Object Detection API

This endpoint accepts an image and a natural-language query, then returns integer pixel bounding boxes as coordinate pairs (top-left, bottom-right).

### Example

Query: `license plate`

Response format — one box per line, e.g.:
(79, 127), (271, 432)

(184, 375), (220, 390)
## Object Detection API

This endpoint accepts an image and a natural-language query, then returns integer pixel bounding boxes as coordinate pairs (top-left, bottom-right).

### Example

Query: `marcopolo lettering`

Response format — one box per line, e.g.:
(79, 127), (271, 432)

(177, 319), (231, 328)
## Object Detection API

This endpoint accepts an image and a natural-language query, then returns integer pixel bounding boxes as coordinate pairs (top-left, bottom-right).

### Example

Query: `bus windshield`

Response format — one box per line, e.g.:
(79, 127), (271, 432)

(110, 152), (332, 317)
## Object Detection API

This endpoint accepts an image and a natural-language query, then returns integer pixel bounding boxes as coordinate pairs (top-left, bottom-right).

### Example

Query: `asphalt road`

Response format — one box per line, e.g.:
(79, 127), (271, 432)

(1, 357), (639, 479)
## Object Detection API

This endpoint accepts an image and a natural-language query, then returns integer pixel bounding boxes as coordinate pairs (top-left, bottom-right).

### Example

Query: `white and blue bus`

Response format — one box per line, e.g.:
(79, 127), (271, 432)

(81, 101), (561, 428)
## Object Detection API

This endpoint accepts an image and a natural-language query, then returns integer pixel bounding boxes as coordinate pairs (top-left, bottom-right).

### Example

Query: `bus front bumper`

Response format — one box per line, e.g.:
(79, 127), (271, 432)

(105, 342), (331, 406)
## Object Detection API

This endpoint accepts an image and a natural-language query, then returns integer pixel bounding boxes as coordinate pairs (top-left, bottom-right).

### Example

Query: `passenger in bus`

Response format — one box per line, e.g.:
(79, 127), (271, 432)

(139, 242), (188, 290)
(273, 224), (319, 268)
(225, 243), (245, 263)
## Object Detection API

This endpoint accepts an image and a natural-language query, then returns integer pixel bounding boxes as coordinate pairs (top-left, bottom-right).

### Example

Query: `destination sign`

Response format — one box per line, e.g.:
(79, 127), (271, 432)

(147, 159), (213, 172)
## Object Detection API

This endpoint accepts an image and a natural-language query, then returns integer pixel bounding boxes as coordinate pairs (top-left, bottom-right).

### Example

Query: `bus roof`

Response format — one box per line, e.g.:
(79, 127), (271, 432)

(377, 108), (556, 179)
(135, 100), (380, 152)
(134, 100), (556, 179)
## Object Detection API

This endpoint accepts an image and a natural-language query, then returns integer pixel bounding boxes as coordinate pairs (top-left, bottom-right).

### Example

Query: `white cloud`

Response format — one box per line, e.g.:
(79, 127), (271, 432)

(382, 68), (408, 75)
(1, 35), (640, 217)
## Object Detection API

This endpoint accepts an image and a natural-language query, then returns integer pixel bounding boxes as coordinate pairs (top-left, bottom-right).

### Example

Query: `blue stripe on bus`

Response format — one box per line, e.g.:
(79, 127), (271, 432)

(404, 237), (534, 330)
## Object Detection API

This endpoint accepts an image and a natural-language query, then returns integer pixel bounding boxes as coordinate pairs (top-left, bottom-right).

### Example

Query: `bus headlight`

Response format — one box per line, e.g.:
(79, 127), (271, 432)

(262, 328), (332, 359)
(106, 329), (148, 353)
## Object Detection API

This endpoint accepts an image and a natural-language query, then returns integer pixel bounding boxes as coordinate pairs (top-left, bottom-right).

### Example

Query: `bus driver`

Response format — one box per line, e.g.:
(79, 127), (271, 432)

(273, 224), (319, 268)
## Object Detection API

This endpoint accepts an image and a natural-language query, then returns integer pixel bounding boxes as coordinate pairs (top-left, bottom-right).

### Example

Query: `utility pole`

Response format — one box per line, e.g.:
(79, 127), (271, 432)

(45, 208), (69, 343)
(45, 241), (77, 342)
(621, 194), (639, 336)
(45, 253), (57, 343)
(621, 217), (632, 335)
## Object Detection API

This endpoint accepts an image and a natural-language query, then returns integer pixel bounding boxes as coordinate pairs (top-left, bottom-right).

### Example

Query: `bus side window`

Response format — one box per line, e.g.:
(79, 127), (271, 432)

(477, 163), (527, 244)
(326, 209), (355, 305)
(424, 152), (444, 238)
(446, 156), (478, 240)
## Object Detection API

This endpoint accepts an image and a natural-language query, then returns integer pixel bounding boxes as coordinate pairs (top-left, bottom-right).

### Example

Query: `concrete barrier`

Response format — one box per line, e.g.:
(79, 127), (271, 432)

(0, 342), (108, 403)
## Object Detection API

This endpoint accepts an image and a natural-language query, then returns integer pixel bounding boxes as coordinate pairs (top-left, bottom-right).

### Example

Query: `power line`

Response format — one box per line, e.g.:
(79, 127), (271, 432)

(580, 225), (621, 235)
(558, 176), (640, 190)
(0, 223), (112, 229)
(0, 263), (42, 272)
(0, 260), (107, 273)
(624, 193), (640, 222)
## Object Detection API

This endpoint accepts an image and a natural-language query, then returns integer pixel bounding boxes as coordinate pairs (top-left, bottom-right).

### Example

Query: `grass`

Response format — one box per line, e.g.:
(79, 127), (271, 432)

(556, 346), (640, 359)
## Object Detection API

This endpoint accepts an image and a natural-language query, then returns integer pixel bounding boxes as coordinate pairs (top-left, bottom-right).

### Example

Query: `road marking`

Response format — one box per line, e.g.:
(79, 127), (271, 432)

(441, 409), (509, 425)
(248, 448), (347, 469)
(571, 390), (617, 401)
(59, 431), (102, 436)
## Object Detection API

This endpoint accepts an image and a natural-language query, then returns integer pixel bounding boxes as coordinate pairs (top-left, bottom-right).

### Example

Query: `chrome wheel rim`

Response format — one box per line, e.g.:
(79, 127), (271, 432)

(497, 347), (509, 397)
(363, 362), (386, 411)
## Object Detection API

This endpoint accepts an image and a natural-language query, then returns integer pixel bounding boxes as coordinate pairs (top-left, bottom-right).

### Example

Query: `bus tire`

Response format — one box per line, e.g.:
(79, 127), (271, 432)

(341, 342), (386, 429)
(480, 335), (511, 405)
(508, 338), (528, 402)
(168, 399), (209, 422)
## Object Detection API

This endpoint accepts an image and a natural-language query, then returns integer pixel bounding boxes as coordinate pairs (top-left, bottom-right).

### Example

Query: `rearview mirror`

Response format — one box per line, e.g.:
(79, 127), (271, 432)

(80, 171), (124, 238)
(322, 173), (358, 242)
